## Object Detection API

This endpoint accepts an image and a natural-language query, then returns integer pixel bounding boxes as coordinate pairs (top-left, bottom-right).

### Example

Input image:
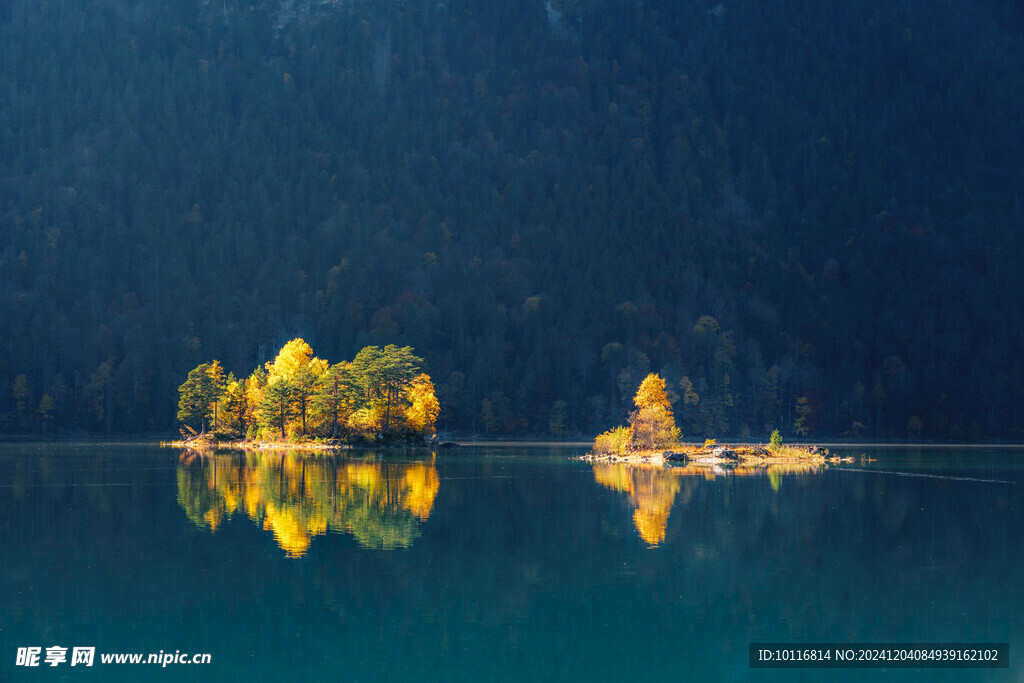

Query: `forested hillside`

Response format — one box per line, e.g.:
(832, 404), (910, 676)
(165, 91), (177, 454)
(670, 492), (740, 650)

(2, 0), (1022, 439)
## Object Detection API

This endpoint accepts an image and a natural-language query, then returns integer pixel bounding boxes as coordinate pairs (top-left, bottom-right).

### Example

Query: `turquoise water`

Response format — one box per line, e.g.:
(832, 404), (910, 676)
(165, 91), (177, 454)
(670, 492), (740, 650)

(1, 443), (1021, 681)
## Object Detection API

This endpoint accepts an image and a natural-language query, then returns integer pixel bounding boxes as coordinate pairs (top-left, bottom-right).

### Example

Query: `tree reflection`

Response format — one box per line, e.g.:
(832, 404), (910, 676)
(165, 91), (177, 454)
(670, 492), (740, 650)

(593, 461), (823, 546)
(177, 450), (440, 555)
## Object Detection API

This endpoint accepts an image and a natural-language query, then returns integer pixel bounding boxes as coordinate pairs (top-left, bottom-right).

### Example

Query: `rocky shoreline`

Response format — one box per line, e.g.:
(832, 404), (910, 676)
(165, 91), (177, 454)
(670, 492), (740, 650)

(163, 434), (351, 452)
(580, 443), (852, 466)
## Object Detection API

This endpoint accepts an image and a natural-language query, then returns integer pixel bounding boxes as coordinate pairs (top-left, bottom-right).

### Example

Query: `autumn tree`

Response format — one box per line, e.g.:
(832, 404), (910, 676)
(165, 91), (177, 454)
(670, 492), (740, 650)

(245, 366), (268, 436)
(264, 338), (327, 436)
(265, 338), (316, 381)
(207, 360), (227, 431)
(403, 373), (440, 436)
(593, 373), (682, 455)
(222, 375), (249, 437)
(628, 373), (681, 451)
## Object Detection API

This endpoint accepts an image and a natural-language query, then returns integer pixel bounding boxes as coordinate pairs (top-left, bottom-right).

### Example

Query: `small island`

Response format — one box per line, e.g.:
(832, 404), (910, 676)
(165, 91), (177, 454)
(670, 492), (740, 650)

(582, 373), (837, 467)
(169, 338), (439, 452)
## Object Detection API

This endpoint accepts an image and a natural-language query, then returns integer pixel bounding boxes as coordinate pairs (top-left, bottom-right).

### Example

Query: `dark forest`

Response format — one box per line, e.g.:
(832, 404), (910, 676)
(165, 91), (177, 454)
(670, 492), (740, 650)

(2, 0), (1022, 439)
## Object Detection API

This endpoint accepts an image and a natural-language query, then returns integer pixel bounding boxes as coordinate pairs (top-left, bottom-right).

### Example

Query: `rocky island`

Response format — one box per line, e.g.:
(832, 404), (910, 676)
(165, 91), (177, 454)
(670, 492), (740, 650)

(582, 373), (845, 468)
(581, 440), (835, 466)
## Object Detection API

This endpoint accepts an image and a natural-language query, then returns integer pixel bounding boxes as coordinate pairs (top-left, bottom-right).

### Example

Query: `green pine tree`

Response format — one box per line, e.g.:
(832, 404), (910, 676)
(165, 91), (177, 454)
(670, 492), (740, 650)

(178, 363), (216, 433)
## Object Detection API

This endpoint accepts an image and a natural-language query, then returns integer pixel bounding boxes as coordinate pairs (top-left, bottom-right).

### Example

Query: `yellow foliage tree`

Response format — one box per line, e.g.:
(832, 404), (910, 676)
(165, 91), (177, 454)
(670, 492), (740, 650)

(634, 373), (671, 411)
(591, 373), (681, 455)
(263, 338), (328, 436)
(348, 405), (384, 435)
(629, 373), (681, 451)
(244, 367), (268, 437)
(221, 378), (247, 436)
(207, 360), (226, 431)
(265, 338), (315, 382)
(403, 373), (440, 436)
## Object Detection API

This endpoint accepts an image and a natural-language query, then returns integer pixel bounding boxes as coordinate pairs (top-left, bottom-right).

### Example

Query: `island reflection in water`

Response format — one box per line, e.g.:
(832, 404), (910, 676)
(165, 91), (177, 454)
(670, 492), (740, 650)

(177, 450), (439, 555)
(593, 461), (823, 546)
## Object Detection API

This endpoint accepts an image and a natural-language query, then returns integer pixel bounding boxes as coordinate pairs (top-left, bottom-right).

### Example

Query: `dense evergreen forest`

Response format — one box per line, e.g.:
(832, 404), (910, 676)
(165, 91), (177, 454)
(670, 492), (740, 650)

(1, 0), (1022, 439)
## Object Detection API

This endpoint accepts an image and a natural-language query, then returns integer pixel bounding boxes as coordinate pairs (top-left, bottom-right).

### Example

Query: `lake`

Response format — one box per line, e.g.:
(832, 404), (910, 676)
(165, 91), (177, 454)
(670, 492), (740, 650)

(1, 442), (1020, 681)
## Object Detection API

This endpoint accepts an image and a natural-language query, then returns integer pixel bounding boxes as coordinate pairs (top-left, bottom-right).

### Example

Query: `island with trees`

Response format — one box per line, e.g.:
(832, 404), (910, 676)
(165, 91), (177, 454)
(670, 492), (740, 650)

(585, 373), (837, 467)
(173, 338), (439, 450)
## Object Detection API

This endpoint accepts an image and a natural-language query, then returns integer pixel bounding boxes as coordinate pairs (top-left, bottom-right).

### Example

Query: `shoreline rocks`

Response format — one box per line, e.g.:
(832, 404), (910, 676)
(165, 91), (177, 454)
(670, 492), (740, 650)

(581, 443), (828, 467)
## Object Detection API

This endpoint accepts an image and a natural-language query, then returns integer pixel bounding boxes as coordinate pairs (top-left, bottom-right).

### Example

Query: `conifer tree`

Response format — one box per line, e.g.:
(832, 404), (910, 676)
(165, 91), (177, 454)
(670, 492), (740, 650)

(178, 363), (216, 433)
(258, 377), (296, 439)
(629, 374), (681, 451)
(292, 364), (323, 436)
(312, 362), (359, 438)
(352, 345), (423, 433)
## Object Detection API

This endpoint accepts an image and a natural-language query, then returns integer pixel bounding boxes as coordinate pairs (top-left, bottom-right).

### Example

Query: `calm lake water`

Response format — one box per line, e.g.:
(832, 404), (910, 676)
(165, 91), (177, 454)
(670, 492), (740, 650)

(1, 442), (1021, 681)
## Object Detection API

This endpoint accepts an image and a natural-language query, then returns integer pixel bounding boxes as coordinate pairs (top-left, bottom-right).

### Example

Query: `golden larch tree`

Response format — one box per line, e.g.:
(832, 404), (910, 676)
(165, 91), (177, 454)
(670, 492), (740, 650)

(266, 338), (315, 382)
(629, 373), (681, 451)
(403, 373), (440, 436)
(264, 338), (327, 436)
